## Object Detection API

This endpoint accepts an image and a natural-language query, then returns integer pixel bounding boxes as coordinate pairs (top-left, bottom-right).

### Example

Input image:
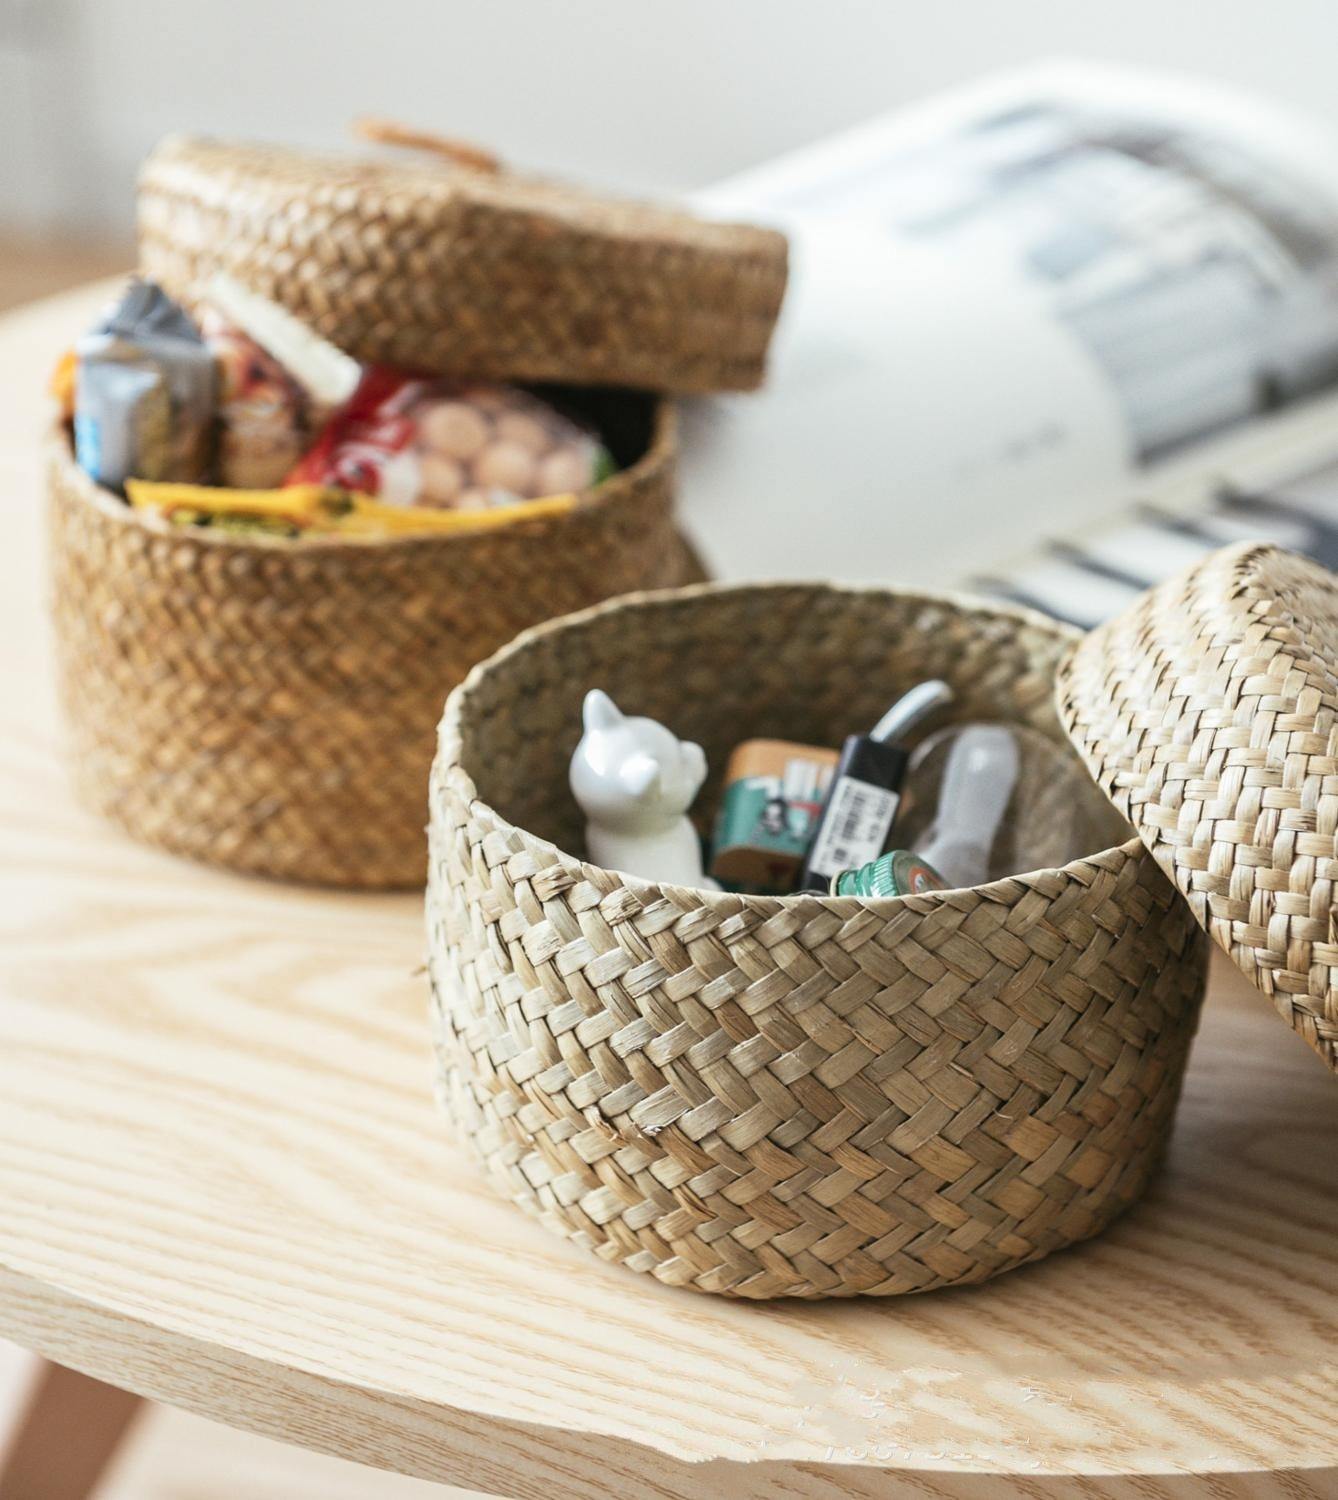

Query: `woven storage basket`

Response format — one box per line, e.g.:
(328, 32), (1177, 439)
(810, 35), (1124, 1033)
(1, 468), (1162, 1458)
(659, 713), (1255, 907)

(1059, 541), (1338, 1076)
(426, 582), (1208, 1299)
(138, 133), (789, 394)
(49, 396), (700, 888)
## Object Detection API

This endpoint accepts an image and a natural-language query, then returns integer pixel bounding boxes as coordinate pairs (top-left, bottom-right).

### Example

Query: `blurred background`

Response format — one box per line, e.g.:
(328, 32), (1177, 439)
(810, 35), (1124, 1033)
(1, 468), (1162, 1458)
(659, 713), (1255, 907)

(3, 0), (1338, 278)
(8, 0), (1338, 595)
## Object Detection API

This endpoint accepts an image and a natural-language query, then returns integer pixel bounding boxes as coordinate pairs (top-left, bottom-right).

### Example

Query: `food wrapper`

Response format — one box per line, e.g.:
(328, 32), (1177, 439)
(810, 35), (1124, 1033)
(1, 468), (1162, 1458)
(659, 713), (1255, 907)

(202, 275), (362, 490)
(125, 478), (579, 539)
(202, 313), (310, 489)
(49, 349), (77, 422)
(286, 368), (616, 509)
(74, 279), (216, 489)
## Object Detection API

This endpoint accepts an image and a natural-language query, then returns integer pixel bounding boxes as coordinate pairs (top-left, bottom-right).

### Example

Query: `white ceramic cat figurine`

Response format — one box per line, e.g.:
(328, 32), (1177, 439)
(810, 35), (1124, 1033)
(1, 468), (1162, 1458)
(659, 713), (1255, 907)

(569, 690), (718, 889)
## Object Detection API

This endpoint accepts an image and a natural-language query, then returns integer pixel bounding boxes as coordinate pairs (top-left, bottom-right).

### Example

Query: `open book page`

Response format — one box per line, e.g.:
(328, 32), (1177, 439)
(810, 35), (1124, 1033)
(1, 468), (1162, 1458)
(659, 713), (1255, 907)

(685, 60), (1338, 599)
(974, 440), (1338, 627)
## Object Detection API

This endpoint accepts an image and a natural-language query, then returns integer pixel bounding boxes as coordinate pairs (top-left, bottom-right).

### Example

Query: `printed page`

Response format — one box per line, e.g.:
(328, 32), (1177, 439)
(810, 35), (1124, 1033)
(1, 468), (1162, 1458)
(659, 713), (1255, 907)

(685, 61), (1338, 586)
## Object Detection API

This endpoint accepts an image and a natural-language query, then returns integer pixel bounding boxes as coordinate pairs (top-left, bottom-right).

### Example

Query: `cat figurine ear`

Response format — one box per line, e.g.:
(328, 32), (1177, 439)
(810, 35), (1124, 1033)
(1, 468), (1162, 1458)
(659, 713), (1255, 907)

(570, 689), (717, 890)
(583, 689), (624, 733)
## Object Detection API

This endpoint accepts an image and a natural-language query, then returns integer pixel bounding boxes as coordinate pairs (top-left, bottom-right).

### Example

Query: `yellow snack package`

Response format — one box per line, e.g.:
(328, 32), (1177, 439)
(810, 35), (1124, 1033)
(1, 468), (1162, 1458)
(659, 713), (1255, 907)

(125, 479), (578, 538)
(49, 349), (77, 420)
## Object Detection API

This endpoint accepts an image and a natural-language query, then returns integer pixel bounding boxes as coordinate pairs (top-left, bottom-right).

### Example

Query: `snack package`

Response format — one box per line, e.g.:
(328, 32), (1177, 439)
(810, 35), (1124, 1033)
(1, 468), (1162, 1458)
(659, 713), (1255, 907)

(207, 274), (361, 412)
(49, 349), (77, 421)
(74, 279), (216, 489)
(202, 313), (309, 489)
(287, 368), (616, 509)
(202, 274), (362, 490)
(126, 478), (578, 540)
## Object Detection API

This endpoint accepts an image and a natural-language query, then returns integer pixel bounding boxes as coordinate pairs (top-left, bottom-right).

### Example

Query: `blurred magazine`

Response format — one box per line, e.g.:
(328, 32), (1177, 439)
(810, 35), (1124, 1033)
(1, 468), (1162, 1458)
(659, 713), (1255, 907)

(684, 60), (1338, 616)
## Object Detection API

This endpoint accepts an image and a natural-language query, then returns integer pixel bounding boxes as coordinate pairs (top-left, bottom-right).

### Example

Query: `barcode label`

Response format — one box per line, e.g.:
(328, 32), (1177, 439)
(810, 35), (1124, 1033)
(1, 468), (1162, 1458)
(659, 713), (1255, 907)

(806, 777), (899, 879)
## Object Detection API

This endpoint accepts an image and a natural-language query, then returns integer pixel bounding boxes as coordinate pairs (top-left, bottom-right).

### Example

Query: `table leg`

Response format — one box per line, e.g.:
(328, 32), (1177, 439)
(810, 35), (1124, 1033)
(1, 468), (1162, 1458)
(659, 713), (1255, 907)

(0, 1357), (143, 1500)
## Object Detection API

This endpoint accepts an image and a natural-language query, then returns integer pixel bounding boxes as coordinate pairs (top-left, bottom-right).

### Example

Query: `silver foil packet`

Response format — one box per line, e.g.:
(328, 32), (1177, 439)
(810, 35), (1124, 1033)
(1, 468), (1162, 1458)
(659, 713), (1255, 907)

(74, 279), (215, 489)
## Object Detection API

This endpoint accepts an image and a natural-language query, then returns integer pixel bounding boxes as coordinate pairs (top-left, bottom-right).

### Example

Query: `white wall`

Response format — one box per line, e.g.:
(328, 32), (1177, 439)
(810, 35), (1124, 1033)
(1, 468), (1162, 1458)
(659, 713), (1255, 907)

(4, 0), (1337, 235)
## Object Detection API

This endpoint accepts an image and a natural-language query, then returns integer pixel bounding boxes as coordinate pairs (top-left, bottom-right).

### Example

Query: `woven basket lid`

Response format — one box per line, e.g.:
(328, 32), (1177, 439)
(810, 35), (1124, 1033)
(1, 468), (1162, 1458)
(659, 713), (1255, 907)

(1058, 541), (1338, 1074)
(136, 128), (788, 394)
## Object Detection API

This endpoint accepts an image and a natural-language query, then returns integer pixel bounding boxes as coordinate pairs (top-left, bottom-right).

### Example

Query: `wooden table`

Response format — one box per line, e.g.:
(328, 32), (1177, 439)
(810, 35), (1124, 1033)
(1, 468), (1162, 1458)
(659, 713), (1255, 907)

(2, 286), (1337, 1500)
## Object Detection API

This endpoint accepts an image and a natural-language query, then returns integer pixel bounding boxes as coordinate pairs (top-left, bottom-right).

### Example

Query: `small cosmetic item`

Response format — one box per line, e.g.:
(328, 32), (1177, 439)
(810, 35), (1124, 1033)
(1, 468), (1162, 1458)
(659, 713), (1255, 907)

(896, 720), (1110, 883)
(710, 738), (839, 893)
(910, 723), (1019, 888)
(798, 680), (954, 892)
(831, 849), (947, 898)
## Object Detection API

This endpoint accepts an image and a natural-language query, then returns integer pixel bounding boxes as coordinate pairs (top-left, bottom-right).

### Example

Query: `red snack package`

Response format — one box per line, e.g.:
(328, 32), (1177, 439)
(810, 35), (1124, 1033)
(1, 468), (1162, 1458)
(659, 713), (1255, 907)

(287, 367), (613, 509)
(286, 367), (423, 501)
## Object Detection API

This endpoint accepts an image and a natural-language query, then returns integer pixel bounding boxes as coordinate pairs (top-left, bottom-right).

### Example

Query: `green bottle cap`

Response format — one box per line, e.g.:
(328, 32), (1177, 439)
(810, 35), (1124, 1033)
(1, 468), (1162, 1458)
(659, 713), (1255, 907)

(831, 849), (946, 898)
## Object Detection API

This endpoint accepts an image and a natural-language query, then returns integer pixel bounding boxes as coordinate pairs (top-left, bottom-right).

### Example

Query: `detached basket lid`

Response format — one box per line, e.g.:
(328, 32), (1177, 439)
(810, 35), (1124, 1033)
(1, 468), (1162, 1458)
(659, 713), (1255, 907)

(136, 127), (788, 394)
(1058, 541), (1338, 1073)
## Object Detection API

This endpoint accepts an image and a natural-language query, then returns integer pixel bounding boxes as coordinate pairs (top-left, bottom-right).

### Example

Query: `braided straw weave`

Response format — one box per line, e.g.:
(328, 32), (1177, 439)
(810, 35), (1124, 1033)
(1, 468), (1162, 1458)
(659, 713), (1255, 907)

(427, 583), (1207, 1298)
(137, 134), (789, 394)
(1059, 541), (1338, 1075)
(48, 401), (700, 889)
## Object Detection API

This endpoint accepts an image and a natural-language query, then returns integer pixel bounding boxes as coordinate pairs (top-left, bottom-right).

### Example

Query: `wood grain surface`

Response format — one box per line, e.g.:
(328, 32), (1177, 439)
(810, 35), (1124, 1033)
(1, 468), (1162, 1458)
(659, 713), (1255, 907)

(0, 1339), (490, 1500)
(1, 285), (1337, 1499)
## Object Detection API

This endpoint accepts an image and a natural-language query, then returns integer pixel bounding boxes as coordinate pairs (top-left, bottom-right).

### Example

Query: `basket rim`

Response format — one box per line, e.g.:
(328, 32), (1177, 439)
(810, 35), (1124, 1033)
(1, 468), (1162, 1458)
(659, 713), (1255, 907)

(434, 577), (1148, 911)
(50, 396), (676, 556)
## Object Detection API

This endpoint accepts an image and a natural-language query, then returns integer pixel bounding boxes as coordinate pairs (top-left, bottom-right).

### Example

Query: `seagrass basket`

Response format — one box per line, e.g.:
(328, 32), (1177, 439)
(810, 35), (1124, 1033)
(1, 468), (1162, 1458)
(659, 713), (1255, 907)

(49, 397), (699, 888)
(426, 582), (1208, 1299)
(1059, 541), (1338, 1075)
(138, 132), (789, 394)
(50, 125), (786, 887)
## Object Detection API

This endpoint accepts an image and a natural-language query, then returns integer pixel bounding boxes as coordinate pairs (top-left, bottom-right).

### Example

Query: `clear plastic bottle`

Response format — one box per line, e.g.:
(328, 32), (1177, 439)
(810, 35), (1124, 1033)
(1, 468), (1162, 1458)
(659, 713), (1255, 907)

(893, 722), (1109, 887)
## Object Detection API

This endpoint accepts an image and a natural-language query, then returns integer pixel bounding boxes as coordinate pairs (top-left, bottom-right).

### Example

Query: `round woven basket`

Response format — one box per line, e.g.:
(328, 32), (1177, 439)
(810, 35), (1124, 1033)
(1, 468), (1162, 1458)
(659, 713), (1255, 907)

(138, 134), (789, 394)
(426, 582), (1209, 1299)
(1058, 541), (1338, 1074)
(49, 395), (700, 888)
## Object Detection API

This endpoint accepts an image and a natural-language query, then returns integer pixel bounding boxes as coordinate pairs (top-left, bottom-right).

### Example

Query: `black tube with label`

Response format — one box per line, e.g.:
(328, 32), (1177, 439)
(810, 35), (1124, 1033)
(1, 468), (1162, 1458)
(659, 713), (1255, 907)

(798, 680), (953, 892)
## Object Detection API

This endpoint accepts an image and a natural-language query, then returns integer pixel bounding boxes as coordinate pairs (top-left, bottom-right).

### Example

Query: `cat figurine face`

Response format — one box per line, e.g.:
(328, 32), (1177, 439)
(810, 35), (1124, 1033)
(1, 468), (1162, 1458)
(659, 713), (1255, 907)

(570, 690), (707, 831)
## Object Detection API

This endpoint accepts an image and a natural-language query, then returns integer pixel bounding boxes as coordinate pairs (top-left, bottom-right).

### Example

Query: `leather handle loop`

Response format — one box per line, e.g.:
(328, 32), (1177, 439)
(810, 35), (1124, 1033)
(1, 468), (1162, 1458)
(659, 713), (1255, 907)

(352, 118), (501, 175)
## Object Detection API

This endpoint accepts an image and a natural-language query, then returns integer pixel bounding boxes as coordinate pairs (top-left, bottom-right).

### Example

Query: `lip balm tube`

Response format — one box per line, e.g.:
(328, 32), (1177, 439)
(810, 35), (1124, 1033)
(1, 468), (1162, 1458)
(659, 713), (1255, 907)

(798, 680), (953, 892)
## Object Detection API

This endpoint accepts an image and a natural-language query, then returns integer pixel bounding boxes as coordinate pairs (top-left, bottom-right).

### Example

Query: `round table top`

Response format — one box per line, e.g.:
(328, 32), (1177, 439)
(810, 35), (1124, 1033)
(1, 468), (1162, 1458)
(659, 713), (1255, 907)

(2, 284), (1337, 1500)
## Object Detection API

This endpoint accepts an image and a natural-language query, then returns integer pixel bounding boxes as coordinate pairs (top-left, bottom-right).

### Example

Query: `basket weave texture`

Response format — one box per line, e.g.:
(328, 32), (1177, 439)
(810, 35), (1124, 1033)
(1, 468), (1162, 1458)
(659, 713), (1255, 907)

(137, 135), (789, 394)
(49, 404), (699, 889)
(1059, 542), (1338, 1075)
(427, 583), (1208, 1299)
